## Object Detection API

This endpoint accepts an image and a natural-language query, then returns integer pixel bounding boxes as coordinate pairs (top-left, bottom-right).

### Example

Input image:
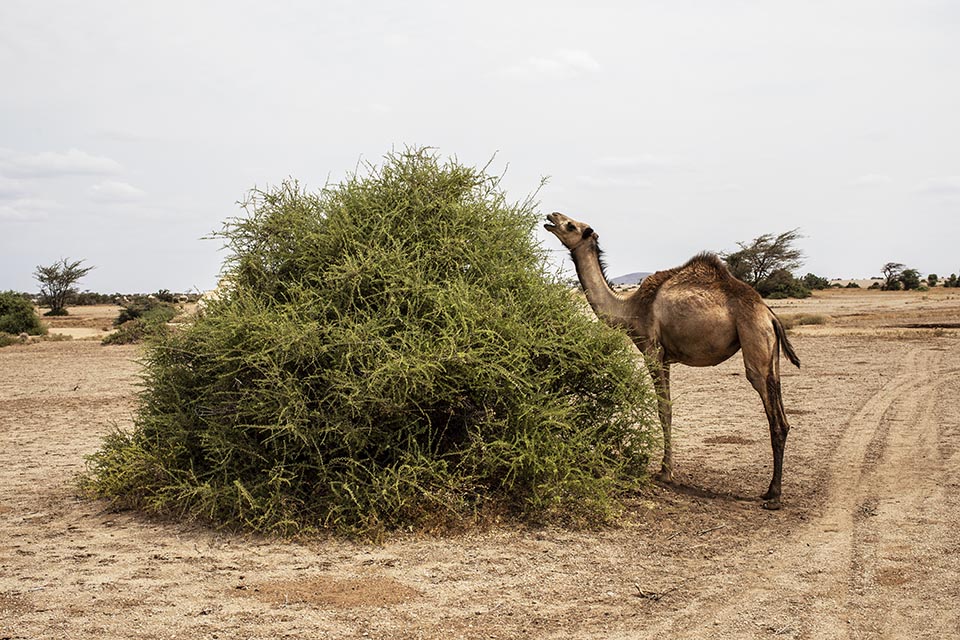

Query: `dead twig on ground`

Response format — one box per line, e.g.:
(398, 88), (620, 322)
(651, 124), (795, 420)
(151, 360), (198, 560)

(634, 582), (681, 601)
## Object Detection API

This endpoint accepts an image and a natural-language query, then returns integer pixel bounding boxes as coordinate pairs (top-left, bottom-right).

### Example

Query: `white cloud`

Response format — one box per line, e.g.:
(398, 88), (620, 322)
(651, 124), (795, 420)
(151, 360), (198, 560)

(3, 148), (122, 178)
(0, 176), (26, 199)
(365, 102), (393, 115)
(384, 33), (411, 47)
(594, 154), (678, 172)
(574, 154), (681, 190)
(701, 182), (744, 193)
(851, 174), (893, 187)
(576, 175), (653, 189)
(916, 176), (960, 198)
(0, 197), (57, 221)
(88, 180), (146, 202)
(502, 49), (602, 78)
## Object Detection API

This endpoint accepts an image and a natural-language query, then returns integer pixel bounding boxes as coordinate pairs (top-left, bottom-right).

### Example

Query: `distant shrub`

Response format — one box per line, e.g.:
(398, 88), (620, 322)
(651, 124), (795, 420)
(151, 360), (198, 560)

(780, 313), (829, 329)
(845, 282), (861, 288)
(757, 269), (811, 299)
(83, 149), (659, 539)
(102, 319), (155, 345)
(0, 333), (20, 348)
(104, 298), (177, 345)
(0, 291), (46, 336)
(800, 273), (830, 290)
(43, 307), (69, 317)
(900, 269), (922, 291)
(73, 291), (121, 305)
(114, 297), (177, 326)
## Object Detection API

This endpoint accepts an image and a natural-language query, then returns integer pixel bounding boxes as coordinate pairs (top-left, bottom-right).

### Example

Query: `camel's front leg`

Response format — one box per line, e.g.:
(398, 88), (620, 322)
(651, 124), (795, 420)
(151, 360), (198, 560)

(649, 360), (673, 483)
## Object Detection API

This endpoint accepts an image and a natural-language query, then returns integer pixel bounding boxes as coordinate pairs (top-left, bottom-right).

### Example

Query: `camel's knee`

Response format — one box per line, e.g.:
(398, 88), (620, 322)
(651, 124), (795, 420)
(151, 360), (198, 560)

(744, 366), (768, 397)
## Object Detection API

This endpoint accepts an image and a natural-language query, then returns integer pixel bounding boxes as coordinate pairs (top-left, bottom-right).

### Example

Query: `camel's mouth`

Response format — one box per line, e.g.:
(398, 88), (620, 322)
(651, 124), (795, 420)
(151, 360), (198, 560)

(543, 212), (560, 232)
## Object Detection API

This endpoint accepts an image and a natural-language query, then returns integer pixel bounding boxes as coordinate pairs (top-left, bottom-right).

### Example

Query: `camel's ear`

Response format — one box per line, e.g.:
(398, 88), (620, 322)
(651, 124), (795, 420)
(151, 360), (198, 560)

(582, 227), (596, 240)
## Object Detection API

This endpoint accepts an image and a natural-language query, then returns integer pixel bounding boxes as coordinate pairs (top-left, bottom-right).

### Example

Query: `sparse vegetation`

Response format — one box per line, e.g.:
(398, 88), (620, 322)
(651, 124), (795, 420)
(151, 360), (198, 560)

(779, 313), (829, 330)
(83, 149), (659, 538)
(34, 258), (94, 316)
(103, 297), (177, 345)
(0, 333), (20, 348)
(113, 297), (176, 326)
(73, 291), (122, 305)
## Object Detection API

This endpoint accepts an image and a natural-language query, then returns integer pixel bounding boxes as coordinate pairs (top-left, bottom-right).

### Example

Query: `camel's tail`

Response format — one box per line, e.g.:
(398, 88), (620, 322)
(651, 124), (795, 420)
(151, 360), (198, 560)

(773, 315), (801, 369)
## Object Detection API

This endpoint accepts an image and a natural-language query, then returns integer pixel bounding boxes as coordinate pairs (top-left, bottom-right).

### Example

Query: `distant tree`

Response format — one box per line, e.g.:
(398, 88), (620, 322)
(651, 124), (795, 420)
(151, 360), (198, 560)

(34, 258), (94, 316)
(722, 229), (805, 287)
(845, 282), (861, 288)
(927, 273), (938, 288)
(880, 262), (905, 291)
(945, 273), (959, 288)
(800, 273), (830, 290)
(899, 268), (921, 291)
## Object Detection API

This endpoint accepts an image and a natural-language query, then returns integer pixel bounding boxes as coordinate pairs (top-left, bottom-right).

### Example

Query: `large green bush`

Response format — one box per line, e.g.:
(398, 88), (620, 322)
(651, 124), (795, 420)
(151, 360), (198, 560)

(0, 291), (46, 337)
(83, 150), (657, 538)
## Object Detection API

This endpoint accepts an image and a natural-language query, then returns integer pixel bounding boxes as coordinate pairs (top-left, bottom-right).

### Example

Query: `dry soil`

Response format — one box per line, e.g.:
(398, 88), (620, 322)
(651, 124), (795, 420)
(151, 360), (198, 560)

(2, 290), (959, 639)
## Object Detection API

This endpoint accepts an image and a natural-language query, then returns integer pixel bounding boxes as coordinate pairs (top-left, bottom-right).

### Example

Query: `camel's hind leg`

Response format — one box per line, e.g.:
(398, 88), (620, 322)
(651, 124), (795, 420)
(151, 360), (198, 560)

(740, 321), (791, 510)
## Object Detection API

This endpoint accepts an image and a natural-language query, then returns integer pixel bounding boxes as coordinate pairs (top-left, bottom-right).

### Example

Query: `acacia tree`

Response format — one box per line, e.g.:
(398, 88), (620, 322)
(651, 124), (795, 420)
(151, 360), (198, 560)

(880, 262), (905, 291)
(34, 258), (94, 316)
(721, 229), (804, 287)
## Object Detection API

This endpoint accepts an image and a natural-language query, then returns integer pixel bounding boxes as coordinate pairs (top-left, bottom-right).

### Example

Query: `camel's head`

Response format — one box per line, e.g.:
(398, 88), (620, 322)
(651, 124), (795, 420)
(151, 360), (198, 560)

(544, 212), (597, 251)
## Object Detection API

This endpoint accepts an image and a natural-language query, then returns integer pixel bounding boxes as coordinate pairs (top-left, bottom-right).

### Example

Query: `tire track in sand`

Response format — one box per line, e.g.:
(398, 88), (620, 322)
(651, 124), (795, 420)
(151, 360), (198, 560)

(644, 345), (960, 639)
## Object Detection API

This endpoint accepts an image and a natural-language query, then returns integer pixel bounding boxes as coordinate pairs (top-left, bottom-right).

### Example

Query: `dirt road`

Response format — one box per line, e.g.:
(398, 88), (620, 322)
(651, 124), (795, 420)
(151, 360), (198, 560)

(2, 292), (959, 639)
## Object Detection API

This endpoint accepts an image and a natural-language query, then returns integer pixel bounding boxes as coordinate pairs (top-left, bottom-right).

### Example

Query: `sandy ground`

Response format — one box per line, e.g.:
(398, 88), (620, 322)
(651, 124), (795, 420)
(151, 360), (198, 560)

(2, 291), (959, 639)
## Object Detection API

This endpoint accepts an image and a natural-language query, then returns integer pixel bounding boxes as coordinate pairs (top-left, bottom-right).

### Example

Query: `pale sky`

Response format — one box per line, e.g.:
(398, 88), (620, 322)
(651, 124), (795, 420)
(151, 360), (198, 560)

(2, 1), (958, 294)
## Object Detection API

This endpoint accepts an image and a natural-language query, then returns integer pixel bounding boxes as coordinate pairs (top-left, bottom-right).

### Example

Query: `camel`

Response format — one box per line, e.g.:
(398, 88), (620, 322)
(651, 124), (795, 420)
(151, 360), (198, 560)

(544, 212), (800, 509)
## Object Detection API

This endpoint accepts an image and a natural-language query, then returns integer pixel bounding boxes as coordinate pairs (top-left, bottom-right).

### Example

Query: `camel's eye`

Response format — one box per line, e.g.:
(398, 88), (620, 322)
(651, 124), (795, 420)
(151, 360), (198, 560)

(566, 222), (576, 232)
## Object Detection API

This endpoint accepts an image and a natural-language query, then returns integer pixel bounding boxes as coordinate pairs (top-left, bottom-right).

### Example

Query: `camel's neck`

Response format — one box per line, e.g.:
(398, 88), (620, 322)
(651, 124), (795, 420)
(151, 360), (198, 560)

(570, 241), (634, 329)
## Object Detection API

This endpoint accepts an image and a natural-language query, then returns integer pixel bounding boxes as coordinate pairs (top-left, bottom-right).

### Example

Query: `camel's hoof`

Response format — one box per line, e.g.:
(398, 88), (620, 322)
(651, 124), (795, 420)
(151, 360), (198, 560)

(655, 469), (673, 484)
(762, 499), (782, 511)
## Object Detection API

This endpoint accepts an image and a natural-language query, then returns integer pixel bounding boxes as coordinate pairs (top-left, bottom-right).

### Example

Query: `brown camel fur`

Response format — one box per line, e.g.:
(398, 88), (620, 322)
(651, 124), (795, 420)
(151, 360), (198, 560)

(544, 212), (800, 509)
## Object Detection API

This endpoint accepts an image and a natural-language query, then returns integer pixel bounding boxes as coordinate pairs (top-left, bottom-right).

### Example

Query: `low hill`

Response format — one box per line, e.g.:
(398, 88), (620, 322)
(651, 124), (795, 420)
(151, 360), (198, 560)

(610, 272), (651, 286)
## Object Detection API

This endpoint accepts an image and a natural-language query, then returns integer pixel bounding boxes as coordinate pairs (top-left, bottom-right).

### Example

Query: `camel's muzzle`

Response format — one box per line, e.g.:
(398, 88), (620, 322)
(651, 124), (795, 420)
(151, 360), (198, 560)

(544, 212), (561, 231)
